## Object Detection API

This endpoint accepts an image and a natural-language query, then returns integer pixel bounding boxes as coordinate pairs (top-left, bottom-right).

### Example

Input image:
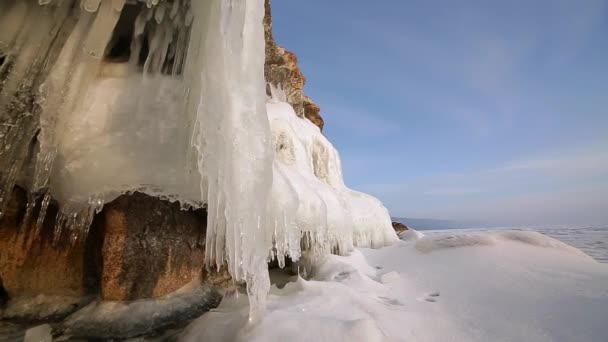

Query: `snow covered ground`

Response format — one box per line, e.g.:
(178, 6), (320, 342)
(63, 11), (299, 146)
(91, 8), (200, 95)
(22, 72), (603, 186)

(424, 226), (608, 263)
(181, 230), (608, 342)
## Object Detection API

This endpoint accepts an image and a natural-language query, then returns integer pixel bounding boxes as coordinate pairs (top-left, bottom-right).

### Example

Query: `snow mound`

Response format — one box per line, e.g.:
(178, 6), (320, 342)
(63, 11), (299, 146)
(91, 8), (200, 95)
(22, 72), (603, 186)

(180, 251), (399, 342)
(415, 232), (495, 252)
(180, 230), (608, 341)
(496, 230), (591, 257)
(415, 230), (594, 259)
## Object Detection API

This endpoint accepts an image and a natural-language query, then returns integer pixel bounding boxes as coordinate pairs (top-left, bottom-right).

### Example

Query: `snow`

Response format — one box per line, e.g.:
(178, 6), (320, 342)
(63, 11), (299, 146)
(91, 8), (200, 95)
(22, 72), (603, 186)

(398, 228), (425, 242)
(180, 230), (608, 342)
(24, 324), (52, 342)
(266, 100), (397, 266)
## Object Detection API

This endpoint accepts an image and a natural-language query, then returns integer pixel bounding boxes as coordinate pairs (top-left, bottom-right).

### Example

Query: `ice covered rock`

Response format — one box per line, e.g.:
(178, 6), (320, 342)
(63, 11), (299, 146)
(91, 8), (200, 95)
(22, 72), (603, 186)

(398, 228), (425, 242)
(391, 221), (409, 234)
(0, 0), (397, 315)
(1, 294), (86, 322)
(62, 280), (221, 340)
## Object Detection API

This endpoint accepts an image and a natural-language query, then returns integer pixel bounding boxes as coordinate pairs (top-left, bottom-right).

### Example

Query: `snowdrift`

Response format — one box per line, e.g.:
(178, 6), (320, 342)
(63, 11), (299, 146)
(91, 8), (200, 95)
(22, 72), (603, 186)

(181, 230), (608, 341)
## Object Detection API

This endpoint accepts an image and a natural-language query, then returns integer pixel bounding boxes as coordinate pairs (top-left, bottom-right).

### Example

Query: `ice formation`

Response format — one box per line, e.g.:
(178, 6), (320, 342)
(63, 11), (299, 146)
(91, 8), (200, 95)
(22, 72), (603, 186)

(0, 0), (396, 314)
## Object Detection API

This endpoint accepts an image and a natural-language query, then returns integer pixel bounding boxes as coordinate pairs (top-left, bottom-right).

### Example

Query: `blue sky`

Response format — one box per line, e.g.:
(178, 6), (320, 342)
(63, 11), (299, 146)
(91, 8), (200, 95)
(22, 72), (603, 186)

(272, 0), (608, 226)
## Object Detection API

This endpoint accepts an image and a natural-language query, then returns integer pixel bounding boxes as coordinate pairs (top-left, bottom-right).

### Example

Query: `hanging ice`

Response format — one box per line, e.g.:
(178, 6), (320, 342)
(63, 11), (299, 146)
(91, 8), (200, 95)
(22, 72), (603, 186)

(0, 0), (397, 316)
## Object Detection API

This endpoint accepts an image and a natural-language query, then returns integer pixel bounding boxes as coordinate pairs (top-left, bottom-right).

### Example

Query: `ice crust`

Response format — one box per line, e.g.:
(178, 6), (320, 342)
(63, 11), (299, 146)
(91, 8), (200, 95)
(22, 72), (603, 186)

(0, 0), (396, 314)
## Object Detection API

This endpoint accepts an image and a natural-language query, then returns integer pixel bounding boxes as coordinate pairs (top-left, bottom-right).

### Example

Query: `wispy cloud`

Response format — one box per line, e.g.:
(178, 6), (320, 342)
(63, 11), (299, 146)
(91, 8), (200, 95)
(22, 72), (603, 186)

(361, 143), (608, 225)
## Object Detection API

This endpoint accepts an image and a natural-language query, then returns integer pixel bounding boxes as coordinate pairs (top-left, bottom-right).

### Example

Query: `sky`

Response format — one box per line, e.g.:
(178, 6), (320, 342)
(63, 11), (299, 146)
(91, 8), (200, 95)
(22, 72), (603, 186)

(272, 0), (608, 226)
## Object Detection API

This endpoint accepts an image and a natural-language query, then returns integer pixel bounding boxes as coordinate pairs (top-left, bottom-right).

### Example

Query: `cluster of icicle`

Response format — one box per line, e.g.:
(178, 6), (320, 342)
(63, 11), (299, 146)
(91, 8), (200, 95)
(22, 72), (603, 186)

(0, 0), (397, 317)
(0, 0), (198, 238)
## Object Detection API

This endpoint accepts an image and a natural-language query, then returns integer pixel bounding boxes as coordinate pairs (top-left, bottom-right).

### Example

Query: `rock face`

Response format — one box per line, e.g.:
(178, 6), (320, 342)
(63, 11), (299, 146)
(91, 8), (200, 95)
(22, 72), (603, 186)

(392, 222), (410, 234)
(0, 187), (208, 306)
(99, 192), (207, 301)
(264, 0), (324, 131)
(0, 0), (320, 312)
(0, 187), (101, 299)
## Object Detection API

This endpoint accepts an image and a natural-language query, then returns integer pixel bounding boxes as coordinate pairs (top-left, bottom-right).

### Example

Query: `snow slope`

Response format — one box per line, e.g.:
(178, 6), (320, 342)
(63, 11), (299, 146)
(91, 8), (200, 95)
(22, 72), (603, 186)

(181, 230), (608, 342)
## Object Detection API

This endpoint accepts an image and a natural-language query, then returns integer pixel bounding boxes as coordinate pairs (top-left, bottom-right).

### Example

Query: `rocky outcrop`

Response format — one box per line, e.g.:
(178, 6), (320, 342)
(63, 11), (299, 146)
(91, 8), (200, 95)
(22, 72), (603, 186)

(0, 0), (319, 322)
(0, 187), (212, 321)
(99, 192), (207, 301)
(0, 187), (101, 300)
(264, 0), (324, 131)
(392, 222), (410, 234)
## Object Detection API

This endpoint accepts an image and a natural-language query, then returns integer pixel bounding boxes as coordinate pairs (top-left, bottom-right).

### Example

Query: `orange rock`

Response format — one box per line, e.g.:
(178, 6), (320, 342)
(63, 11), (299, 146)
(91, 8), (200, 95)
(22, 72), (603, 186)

(264, 0), (324, 131)
(0, 187), (99, 298)
(99, 192), (207, 301)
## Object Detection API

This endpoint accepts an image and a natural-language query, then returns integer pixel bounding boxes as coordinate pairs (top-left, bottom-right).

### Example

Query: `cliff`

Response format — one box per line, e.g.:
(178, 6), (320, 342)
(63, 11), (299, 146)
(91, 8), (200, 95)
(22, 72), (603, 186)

(0, 0), (319, 327)
(0, 1), (396, 339)
(263, 0), (324, 131)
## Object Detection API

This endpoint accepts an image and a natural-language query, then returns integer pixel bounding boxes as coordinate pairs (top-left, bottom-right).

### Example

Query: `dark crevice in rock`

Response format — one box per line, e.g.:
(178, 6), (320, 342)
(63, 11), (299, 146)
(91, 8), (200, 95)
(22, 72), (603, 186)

(105, 4), (141, 63)
(0, 275), (8, 309)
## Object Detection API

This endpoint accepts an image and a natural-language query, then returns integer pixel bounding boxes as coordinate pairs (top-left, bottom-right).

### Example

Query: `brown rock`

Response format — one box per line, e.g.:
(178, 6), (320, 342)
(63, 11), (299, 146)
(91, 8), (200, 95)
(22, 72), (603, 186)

(264, 0), (324, 131)
(99, 192), (207, 301)
(392, 222), (410, 234)
(303, 98), (324, 131)
(0, 186), (101, 299)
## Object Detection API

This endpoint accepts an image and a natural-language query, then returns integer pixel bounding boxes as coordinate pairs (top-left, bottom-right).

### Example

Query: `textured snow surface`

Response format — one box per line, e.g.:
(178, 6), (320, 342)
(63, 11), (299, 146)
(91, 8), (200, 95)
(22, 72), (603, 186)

(180, 230), (608, 342)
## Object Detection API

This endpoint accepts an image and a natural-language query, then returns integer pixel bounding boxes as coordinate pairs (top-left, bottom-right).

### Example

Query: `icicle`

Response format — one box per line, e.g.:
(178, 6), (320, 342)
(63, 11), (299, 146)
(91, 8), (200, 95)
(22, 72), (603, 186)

(82, 0), (102, 13)
(185, 9), (193, 27)
(145, 6), (155, 20)
(155, 3), (166, 24)
(35, 192), (52, 235)
(21, 196), (37, 231)
(170, 0), (180, 19)
(83, 0), (123, 58)
(0, 1), (73, 218)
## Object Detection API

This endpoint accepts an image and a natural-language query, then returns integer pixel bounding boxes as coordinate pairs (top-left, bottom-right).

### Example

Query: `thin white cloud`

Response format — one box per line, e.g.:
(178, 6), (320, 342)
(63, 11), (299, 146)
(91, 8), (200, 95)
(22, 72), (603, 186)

(362, 143), (608, 225)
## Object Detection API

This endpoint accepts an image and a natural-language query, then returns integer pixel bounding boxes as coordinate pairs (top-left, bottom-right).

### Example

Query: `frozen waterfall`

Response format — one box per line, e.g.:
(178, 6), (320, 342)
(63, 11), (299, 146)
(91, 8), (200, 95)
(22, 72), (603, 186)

(0, 0), (396, 316)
